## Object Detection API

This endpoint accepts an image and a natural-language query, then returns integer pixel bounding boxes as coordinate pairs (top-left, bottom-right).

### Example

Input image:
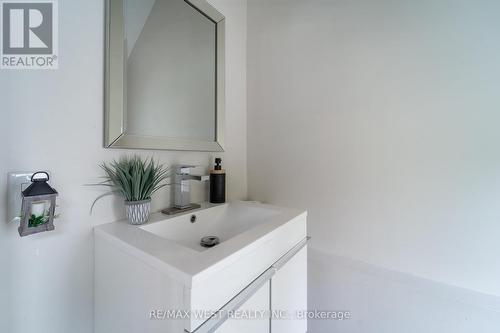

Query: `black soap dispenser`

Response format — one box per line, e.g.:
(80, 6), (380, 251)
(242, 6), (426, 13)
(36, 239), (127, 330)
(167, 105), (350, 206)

(210, 158), (226, 204)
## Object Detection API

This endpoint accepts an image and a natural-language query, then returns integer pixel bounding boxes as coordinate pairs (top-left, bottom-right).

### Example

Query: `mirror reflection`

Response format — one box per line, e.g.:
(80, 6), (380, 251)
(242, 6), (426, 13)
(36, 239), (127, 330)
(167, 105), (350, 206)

(125, 0), (216, 141)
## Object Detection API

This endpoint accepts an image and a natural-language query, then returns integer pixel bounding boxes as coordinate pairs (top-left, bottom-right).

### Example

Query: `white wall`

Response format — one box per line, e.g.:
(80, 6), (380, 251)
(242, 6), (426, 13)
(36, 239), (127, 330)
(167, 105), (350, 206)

(247, 0), (500, 331)
(0, 0), (247, 332)
(0, 72), (11, 333)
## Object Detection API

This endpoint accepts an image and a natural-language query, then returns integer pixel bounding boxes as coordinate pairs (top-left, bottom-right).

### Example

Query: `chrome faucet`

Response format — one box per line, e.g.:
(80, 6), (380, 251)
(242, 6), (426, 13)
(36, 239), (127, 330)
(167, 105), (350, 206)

(162, 165), (209, 215)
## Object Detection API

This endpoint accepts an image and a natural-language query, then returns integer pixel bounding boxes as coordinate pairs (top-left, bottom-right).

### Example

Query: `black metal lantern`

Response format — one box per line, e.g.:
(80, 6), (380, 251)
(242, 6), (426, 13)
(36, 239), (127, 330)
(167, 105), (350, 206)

(18, 172), (58, 237)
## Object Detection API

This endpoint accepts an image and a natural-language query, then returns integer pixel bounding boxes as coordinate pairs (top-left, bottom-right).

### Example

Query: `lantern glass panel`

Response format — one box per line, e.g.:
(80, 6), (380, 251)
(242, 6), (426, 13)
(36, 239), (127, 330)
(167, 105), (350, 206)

(28, 200), (51, 228)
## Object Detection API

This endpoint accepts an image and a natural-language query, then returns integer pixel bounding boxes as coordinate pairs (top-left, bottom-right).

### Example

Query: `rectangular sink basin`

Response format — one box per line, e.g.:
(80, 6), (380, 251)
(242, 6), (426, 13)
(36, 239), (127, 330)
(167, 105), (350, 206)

(140, 202), (280, 252)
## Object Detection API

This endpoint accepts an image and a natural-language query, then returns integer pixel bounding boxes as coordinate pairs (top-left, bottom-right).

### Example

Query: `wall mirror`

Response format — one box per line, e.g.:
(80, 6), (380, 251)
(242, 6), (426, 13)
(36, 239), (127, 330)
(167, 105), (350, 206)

(104, 0), (225, 151)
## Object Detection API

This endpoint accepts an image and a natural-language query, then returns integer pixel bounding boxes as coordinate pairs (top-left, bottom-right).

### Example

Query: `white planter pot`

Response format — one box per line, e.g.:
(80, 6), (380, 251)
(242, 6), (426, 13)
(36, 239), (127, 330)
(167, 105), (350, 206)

(124, 199), (151, 225)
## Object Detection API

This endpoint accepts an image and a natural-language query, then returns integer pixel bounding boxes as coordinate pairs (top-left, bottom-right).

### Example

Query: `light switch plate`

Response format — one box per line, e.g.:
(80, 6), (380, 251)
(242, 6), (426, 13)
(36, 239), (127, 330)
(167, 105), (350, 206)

(7, 171), (50, 223)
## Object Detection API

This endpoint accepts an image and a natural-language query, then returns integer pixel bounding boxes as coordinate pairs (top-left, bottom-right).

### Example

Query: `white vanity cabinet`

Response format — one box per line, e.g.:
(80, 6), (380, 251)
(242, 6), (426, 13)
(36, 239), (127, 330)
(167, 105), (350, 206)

(94, 201), (308, 333)
(95, 238), (307, 333)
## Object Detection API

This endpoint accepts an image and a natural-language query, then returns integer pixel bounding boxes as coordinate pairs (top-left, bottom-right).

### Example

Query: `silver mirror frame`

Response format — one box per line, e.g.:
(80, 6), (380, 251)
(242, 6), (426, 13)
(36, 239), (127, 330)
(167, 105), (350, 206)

(104, 0), (225, 151)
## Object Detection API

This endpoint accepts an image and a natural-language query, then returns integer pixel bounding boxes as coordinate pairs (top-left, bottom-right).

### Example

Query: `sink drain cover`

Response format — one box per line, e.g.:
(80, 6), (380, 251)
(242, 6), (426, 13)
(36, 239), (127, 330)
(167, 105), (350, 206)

(200, 236), (220, 248)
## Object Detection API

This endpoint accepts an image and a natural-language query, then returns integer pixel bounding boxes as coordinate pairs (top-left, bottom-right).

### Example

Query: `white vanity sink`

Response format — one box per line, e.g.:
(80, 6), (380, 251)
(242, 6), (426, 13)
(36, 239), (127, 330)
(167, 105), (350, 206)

(94, 201), (307, 333)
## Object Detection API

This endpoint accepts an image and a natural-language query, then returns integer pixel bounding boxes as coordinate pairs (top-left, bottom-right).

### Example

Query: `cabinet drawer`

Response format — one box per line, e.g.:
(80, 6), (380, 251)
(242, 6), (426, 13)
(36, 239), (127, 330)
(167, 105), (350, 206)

(215, 281), (270, 333)
(271, 246), (307, 333)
